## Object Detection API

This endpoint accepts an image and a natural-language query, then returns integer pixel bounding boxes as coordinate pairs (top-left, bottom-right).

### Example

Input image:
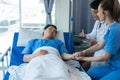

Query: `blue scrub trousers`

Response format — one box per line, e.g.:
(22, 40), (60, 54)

(87, 64), (120, 80)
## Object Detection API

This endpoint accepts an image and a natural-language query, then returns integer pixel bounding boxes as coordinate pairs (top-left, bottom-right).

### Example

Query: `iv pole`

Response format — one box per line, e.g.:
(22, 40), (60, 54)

(69, 0), (73, 32)
(68, 0), (75, 54)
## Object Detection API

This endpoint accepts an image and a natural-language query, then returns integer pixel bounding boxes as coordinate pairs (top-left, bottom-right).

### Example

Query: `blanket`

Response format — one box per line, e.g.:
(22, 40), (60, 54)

(8, 46), (91, 80)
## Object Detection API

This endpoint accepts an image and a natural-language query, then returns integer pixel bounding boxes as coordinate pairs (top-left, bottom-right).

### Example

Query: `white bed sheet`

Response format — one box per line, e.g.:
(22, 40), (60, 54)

(8, 47), (91, 80)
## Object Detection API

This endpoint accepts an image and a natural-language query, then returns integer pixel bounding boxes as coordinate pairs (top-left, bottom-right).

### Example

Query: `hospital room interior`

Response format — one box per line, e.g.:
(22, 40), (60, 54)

(0, 0), (120, 80)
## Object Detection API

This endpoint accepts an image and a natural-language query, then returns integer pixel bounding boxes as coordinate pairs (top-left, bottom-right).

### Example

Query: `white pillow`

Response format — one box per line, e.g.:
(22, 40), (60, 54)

(17, 28), (64, 47)
(56, 29), (64, 43)
(17, 28), (42, 47)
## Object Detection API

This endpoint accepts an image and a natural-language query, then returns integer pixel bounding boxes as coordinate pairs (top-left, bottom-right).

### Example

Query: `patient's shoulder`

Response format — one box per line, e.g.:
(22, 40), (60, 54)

(53, 38), (64, 45)
(28, 39), (40, 44)
(54, 38), (62, 41)
(29, 38), (40, 42)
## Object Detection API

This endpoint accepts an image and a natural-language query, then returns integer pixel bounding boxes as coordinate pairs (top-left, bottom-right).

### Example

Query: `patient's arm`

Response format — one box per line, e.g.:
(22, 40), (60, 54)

(23, 49), (48, 62)
(61, 53), (75, 60)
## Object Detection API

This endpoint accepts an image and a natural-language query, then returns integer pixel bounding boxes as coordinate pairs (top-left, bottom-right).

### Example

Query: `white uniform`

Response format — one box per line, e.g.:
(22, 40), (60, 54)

(86, 20), (109, 68)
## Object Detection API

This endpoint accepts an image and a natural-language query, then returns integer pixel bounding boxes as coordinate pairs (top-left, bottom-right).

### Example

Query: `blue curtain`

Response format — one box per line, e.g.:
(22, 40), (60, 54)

(72, 0), (95, 35)
(44, 0), (54, 24)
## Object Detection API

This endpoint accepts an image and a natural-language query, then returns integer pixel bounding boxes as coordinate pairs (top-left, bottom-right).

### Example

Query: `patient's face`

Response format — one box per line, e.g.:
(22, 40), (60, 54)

(43, 26), (57, 39)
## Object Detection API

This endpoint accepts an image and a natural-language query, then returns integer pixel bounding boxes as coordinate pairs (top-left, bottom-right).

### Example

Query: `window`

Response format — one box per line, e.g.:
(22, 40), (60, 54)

(0, 0), (19, 29)
(21, 0), (55, 28)
(0, 0), (19, 51)
(0, 0), (55, 52)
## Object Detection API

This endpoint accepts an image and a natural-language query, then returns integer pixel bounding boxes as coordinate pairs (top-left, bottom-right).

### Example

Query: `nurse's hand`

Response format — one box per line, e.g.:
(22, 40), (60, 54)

(79, 32), (86, 38)
(73, 51), (85, 59)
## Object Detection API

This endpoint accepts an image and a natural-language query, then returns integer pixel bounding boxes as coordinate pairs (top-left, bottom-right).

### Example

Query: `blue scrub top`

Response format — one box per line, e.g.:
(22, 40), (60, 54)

(22, 38), (68, 55)
(104, 22), (120, 68)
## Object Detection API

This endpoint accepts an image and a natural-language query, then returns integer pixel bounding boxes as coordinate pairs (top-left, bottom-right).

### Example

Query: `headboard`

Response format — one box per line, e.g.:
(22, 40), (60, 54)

(10, 32), (24, 66)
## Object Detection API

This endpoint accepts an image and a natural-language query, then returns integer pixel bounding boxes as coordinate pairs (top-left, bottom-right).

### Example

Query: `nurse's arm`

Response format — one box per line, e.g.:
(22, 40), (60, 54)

(82, 40), (105, 55)
(76, 52), (111, 62)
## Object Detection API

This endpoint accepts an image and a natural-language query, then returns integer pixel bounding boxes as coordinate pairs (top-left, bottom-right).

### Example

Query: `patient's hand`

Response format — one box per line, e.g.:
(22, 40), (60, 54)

(73, 51), (84, 56)
(23, 49), (48, 62)
(75, 56), (84, 61)
(39, 49), (48, 55)
(73, 51), (85, 60)
(34, 49), (48, 56)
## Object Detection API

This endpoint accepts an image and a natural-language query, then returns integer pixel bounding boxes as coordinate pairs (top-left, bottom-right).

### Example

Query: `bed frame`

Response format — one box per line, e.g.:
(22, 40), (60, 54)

(0, 32), (80, 80)
(1, 32), (24, 80)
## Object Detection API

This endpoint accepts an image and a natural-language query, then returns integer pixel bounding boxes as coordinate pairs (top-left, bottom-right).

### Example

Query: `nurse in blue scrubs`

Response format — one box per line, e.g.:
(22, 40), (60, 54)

(73, 0), (120, 80)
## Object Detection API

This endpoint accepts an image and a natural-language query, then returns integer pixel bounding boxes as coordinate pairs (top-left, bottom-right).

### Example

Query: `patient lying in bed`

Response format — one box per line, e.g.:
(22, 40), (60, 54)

(22, 24), (75, 62)
(8, 24), (91, 80)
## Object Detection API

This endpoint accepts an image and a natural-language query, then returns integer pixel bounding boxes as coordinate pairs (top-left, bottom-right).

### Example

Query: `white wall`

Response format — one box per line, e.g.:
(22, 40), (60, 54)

(55, 0), (70, 32)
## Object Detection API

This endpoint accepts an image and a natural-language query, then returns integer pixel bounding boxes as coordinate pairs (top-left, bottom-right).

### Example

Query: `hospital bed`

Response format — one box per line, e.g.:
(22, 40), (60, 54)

(0, 28), (90, 80)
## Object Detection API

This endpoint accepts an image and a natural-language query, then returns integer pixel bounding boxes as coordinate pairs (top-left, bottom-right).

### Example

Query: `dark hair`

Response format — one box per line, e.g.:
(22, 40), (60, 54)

(90, 0), (103, 9)
(44, 24), (57, 31)
(100, 0), (120, 22)
(42, 24), (57, 36)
